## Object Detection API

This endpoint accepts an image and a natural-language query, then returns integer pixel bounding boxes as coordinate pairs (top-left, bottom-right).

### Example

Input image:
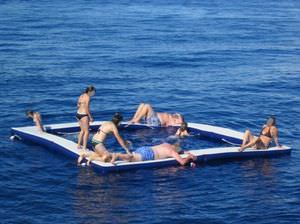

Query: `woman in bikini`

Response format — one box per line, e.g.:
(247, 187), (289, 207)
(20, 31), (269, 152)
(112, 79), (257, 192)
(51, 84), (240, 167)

(92, 112), (131, 161)
(239, 116), (281, 152)
(128, 103), (184, 127)
(76, 85), (96, 150)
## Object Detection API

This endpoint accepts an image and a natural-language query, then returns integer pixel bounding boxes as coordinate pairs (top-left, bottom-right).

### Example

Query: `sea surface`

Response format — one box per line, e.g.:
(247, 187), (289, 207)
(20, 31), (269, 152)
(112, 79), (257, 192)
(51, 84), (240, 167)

(1, 0), (300, 223)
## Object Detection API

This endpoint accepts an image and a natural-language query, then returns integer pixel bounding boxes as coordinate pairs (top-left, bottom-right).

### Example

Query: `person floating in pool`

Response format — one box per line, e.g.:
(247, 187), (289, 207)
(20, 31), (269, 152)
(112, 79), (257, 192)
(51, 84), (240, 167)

(239, 116), (281, 152)
(76, 85), (95, 150)
(26, 110), (44, 132)
(110, 138), (197, 166)
(92, 112), (132, 162)
(175, 121), (190, 137)
(128, 103), (184, 127)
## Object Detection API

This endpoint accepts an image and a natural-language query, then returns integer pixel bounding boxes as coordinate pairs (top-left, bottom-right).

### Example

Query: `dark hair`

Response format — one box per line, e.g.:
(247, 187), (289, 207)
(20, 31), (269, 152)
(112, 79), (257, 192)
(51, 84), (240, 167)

(85, 85), (96, 94)
(180, 122), (188, 131)
(112, 112), (123, 125)
(26, 110), (34, 117)
(267, 116), (276, 126)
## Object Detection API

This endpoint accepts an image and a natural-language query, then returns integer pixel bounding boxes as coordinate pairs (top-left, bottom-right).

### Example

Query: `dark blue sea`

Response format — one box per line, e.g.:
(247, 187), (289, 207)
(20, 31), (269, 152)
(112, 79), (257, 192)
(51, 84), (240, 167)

(1, 0), (300, 223)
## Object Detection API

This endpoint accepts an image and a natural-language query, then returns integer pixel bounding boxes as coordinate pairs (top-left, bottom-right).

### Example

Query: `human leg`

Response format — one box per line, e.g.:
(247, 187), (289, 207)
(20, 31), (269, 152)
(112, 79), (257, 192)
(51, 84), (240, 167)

(81, 116), (90, 150)
(239, 130), (258, 152)
(130, 103), (155, 123)
(77, 119), (84, 149)
(241, 129), (255, 146)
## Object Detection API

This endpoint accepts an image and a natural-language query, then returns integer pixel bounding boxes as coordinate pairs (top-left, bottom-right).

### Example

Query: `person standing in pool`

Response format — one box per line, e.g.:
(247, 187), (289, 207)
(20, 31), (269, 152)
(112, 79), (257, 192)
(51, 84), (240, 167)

(76, 85), (96, 150)
(92, 112), (131, 161)
(26, 110), (44, 132)
(110, 139), (197, 166)
(128, 103), (184, 127)
(175, 122), (190, 137)
(239, 116), (281, 152)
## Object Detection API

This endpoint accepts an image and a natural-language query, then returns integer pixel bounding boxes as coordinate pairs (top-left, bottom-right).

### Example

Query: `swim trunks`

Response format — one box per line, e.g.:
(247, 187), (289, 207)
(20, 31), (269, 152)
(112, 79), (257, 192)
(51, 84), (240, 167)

(135, 146), (155, 161)
(146, 113), (161, 126)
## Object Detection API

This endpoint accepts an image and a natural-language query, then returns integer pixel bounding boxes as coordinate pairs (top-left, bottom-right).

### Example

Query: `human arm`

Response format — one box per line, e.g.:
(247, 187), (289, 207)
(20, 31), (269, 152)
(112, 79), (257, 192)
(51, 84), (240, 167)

(271, 127), (281, 147)
(112, 125), (131, 154)
(171, 150), (197, 166)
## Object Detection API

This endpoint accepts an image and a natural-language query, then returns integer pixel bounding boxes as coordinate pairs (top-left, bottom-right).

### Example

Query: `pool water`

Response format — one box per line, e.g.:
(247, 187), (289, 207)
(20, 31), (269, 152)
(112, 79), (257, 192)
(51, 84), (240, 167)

(1, 0), (300, 223)
(59, 125), (225, 153)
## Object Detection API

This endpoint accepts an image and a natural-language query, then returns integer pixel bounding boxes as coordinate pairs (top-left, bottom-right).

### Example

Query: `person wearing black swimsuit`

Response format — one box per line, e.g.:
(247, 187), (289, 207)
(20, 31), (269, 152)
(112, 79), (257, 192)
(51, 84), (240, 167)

(76, 86), (96, 150)
(239, 116), (281, 152)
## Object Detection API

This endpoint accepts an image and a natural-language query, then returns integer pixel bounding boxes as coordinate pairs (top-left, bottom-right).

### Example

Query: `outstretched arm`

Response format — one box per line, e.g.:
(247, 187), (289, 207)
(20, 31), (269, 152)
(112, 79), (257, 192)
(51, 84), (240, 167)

(171, 150), (196, 166)
(113, 126), (131, 154)
(271, 127), (281, 147)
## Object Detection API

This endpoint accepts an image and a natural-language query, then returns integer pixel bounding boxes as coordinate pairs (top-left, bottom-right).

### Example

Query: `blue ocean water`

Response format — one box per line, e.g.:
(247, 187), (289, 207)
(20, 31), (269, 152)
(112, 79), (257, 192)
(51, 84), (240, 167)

(1, 0), (300, 223)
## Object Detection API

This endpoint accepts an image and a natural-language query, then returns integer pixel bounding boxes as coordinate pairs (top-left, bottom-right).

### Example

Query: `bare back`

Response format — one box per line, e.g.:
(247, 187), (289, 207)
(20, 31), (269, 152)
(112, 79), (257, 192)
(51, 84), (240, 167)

(152, 143), (175, 159)
(77, 93), (90, 114)
(93, 121), (115, 142)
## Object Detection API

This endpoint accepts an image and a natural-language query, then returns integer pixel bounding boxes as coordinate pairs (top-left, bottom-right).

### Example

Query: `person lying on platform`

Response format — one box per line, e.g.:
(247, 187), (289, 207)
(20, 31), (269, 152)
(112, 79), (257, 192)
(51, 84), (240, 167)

(127, 103), (184, 127)
(239, 116), (281, 152)
(110, 138), (196, 166)
(26, 110), (44, 132)
(77, 149), (111, 165)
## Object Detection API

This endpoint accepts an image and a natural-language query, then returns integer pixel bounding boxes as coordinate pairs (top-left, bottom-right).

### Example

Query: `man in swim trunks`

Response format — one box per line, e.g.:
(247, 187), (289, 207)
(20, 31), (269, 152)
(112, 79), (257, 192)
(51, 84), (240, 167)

(110, 139), (197, 166)
(128, 103), (184, 127)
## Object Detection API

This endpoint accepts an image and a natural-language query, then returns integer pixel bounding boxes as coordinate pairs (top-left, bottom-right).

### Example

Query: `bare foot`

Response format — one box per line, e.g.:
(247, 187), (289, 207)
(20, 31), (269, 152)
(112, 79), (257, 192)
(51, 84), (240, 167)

(110, 153), (117, 164)
(238, 147), (245, 152)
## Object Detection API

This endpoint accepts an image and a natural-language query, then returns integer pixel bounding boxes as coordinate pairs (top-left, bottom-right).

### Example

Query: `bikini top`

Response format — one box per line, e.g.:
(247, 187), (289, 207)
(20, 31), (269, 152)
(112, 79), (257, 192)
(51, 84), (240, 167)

(260, 126), (272, 138)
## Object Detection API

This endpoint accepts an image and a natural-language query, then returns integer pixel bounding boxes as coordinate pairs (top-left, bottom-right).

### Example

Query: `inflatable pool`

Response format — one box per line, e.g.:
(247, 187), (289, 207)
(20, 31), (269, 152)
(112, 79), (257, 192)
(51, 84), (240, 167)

(11, 122), (291, 173)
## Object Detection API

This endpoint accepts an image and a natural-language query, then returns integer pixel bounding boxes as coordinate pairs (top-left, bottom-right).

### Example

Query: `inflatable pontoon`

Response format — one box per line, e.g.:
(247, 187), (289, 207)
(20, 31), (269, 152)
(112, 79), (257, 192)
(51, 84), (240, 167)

(11, 122), (291, 173)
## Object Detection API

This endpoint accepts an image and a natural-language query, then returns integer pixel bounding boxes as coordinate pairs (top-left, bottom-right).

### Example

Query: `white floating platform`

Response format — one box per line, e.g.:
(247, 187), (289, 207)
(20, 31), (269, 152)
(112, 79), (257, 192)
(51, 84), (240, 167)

(11, 121), (291, 173)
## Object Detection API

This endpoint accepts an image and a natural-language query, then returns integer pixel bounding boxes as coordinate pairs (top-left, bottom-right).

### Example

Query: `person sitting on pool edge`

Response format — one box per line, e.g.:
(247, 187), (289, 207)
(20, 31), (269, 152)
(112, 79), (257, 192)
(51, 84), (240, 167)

(128, 103), (184, 127)
(175, 121), (190, 137)
(110, 138), (197, 166)
(239, 116), (281, 152)
(26, 110), (44, 132)
(92, 112), (132, 161)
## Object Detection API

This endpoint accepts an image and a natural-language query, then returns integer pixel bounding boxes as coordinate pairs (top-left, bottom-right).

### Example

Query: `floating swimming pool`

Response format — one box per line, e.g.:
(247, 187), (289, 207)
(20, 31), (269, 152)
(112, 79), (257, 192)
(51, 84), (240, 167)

(11, 122), (291, 173)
